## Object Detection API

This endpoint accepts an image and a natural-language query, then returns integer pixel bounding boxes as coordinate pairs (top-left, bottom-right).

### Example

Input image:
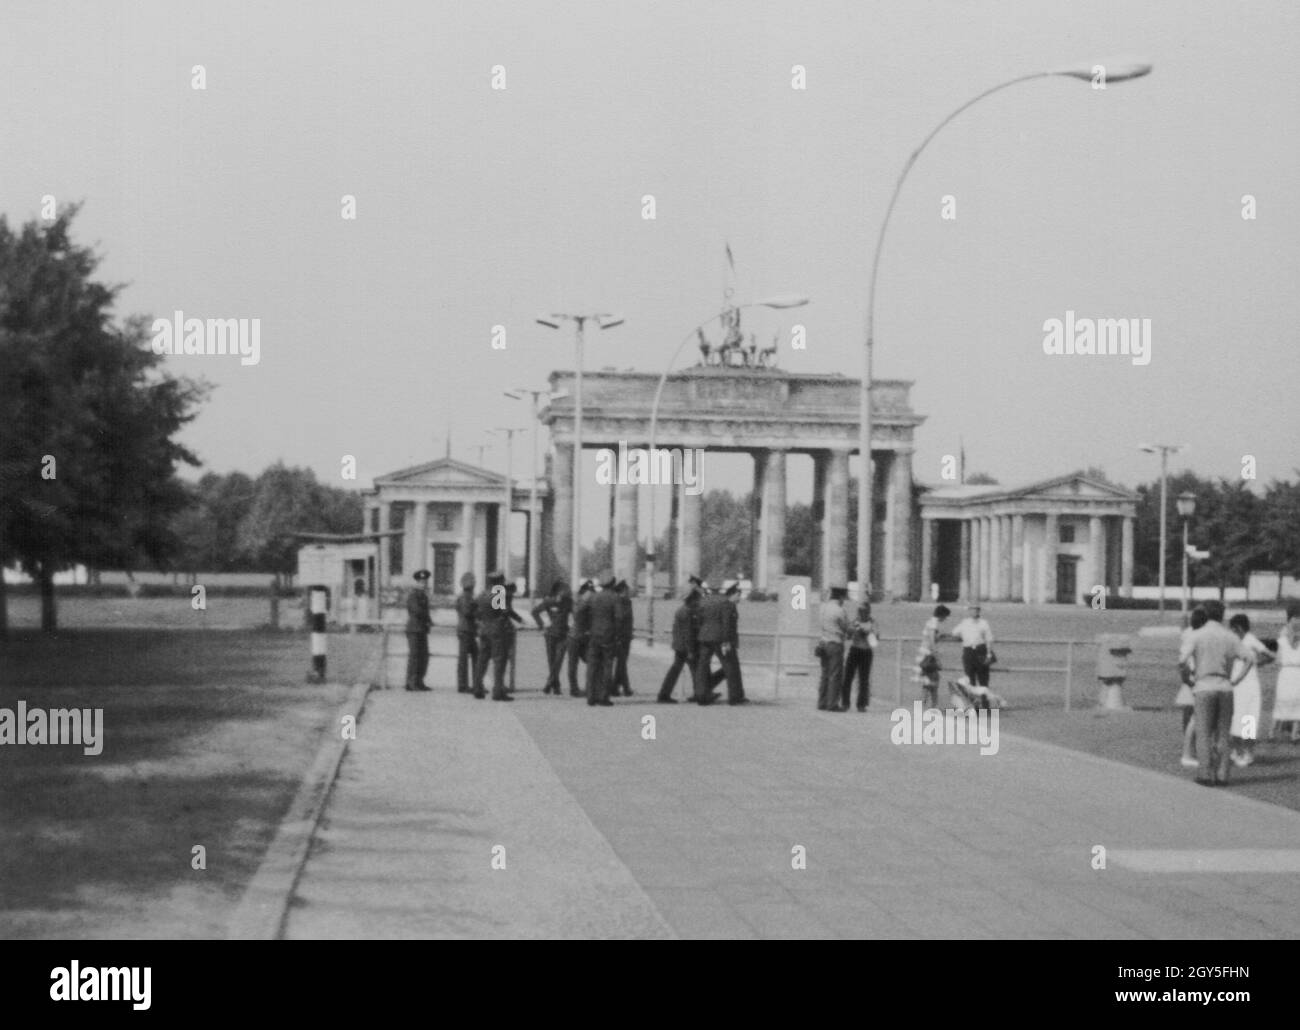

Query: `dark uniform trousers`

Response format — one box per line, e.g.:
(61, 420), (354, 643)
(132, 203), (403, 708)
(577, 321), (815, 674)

(694, 644), (728, 704)
(612, 636), (632, 695)
(818, 642), (845, 710)
(585, 639), (616, 704)
(544, 632), (567, 690)
(962, 645), (990, 687)
(566, 635), (587, 695)
(474, 632), (493, 692)
(406, 631), (429, 689)
(483, 631), (510, 699)
(842, 646), (873, 709)
(658, 650), (698, 700)
(457, 633), (478, 693)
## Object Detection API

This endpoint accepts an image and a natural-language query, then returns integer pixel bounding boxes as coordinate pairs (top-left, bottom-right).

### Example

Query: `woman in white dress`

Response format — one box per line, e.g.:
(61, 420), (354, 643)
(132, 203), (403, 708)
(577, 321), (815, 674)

(1228, 614), (1273, 766)
(1270, 603), (1300, 743)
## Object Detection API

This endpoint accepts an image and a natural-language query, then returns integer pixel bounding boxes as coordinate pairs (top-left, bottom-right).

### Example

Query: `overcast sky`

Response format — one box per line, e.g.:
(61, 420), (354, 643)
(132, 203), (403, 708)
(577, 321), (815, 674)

(4, 0), (1297, 548)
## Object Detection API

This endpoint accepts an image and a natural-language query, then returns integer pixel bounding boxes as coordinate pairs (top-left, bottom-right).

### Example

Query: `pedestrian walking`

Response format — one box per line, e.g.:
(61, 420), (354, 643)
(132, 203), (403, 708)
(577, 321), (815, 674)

(404, 569), (433, 692)
(1228, 613), (1273, 766)
(532, 579), (572, 694)
(817, 585), (851, 711)
(1180, 599), (1255, 785)
(842, 601), (876, 711)
(455, 572), (478, 693)
(657, 588), (700, 703)
(721, 581), (747, 705)
(953, 603), (996, 703)
(913, 604), (950, 710)
(1268, 602), (1300, 743)
(693, 583), (732, 706)
(584, 574), (619, 706)
(566, 580), (594, 697)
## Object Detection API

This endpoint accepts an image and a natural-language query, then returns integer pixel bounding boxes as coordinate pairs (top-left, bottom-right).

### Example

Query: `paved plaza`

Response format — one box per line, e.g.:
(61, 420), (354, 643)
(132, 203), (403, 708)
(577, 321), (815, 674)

(284, 633), (1300, 939)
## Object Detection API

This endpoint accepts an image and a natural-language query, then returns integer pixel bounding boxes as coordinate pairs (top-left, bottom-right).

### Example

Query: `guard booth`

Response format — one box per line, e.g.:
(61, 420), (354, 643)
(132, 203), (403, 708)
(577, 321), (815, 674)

(295, 535), (382, 623)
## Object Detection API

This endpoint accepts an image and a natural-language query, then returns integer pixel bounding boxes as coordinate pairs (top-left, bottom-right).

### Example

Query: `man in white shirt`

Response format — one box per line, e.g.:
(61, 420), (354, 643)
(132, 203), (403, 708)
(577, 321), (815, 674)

(952, 604), (995, 693)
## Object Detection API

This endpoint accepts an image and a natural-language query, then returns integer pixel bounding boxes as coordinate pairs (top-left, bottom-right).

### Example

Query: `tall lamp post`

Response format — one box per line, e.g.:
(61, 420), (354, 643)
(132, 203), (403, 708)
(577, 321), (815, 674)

(492, 426), (527, 582)
(859, 59), (1153, 601)
(1177, 490), (1197, 615)
(1140, 442), (1184, 615)
(644, 295), (810, 642)
(536, 313), (624, 589)
(505, 387), (569, 596)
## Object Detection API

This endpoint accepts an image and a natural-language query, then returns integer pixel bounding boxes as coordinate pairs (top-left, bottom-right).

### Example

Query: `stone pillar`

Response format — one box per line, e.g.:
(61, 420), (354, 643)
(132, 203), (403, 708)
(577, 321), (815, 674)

(751, 451), (767, 588)
(411, 500), (428, 576)
(1120, 515), (1134, 598)
(1089, 514), (1105, 599)
(1011, 514), (1025, 602)
(551, 443), (574, 586)
(970, 517), (981, 600)
(1000, 515), (1013, 600)
(989, 513), (1003, 601)
(885, 449), (914, 599)
(760, 449), (787, 590)
(460, 502), (475, 586)
(811, 452), (828, 589)
(678, 482), (702, 585)
(959, 518), (971, 600)
(378, 501), (391, 588)
(1043, 512), (1059, 604)
(826, 449), (850, 591)
(614, 481), (639, 588)
(919, 517), (934, 601)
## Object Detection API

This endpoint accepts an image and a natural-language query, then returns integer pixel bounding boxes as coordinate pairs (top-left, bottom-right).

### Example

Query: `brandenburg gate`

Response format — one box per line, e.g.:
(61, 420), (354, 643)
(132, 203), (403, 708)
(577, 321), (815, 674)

(538, 367), (925, 596)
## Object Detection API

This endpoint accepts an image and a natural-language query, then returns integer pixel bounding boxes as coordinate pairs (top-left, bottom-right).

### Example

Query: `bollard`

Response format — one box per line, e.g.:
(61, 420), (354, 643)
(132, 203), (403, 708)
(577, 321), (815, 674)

(307, 585), (328, 682)
(1095, 633), (1133, 712)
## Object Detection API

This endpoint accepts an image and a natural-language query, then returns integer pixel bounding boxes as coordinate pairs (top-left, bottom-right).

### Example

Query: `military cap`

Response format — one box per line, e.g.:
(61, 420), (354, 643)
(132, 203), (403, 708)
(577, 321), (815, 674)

(413, 569), (431, 581)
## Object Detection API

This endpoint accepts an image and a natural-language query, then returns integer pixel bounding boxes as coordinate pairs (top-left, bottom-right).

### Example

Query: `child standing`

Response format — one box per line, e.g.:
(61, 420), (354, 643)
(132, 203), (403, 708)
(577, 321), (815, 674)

(914, 605), (950, 710)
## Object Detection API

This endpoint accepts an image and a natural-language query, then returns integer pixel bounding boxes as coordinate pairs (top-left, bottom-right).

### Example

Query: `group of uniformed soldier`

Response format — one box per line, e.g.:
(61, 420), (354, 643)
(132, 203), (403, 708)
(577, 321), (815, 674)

(407, 567), (747, 707)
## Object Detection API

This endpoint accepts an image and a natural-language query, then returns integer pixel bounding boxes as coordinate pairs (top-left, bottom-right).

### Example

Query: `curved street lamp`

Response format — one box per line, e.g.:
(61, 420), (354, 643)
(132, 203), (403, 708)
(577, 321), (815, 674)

(1176, 489), (1197, 614)
(858, 58), (1152, 601)
(644, 295), (810, 641)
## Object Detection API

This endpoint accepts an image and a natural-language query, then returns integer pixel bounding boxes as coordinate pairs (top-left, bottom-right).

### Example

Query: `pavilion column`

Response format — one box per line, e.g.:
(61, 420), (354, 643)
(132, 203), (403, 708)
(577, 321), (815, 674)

(1011, 514), (1025, 602)
(826, 448), (850, 591)
(999, 515), (1013, 600)
(1043, 512), (1059, 604)
(614, 481), (639, 588)
(411, 500), (428, 576)
(959, 518), (971, 600)
(1120, 515), (1134, 598)
(551, 443), (574, 587)
(989, 513), (1003, 601)
(378, 501), (392, 589)
(1090, 514), (1105, 599)
(919, 517), (934, 601)
(460, 502), (475, 587)
(884, 448), (913, 599)
(759, 449), (787, 590)
(970, 517), (982, 600)
(678, 481), (702, 585)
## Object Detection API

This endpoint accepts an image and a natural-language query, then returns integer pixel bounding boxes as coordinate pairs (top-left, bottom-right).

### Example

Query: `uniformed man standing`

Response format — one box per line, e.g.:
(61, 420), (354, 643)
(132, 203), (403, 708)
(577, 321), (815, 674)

(584, 574), (619, 706)
(405, 569), (433, 692)
(532, 580), (572, 694)
(472, 576), (496, 698)
(694, 587), (731, 705)
(455, 572), (478, 693)
(657, 588), (700, 703)
(566, 580), (594, 696)
(612, 578), (634, 697)
(479, 571), (520, 701)
(721, 581), (747, 705)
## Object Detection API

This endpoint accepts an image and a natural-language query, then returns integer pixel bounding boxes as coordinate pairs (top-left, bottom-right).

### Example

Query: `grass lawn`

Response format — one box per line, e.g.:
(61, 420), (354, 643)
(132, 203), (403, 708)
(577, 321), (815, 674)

(0, 629), (377, 939)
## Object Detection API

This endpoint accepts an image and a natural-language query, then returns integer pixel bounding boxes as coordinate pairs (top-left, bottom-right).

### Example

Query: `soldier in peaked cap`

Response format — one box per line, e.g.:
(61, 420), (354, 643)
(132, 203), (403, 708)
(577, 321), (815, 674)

(566, 579), (595, 696)
(405, 570), (433, 692)
(612, 578), (635, 696)
(658, 587), (701, 703)
(455, 572), (478, 693)
(532, 579), (573, 694)
(584, 574), (620, 706)
(720, 581), (747, 704)
(694, 587), (733, 705)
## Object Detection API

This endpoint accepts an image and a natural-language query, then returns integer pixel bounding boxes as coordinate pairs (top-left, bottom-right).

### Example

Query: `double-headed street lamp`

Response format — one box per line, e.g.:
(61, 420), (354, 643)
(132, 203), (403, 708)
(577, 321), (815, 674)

(644, 295), (810, 641)
(536, 312), (624, 589)
(1177, 490), (1197, 615)
(1140, 442), (1184, 615)
(505, 387), (569, 596)
(858, 59), (1153, 601)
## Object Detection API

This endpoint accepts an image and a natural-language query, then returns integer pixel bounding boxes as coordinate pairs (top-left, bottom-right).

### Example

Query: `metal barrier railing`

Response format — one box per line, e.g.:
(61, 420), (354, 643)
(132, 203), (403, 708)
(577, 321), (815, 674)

(354, 622), (518, 692)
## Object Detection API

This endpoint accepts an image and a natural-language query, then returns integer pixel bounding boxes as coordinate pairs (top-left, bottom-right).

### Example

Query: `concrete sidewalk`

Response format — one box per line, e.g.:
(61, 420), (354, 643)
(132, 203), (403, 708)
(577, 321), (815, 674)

(285, 633), (1300, 939)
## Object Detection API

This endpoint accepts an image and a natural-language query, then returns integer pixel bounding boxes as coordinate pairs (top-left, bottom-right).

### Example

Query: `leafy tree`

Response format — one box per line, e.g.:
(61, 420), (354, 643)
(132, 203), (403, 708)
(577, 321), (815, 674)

(966, 472), (999, 485)
(0, 206), (206, 632)
(1261, 476), (1300, 593)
